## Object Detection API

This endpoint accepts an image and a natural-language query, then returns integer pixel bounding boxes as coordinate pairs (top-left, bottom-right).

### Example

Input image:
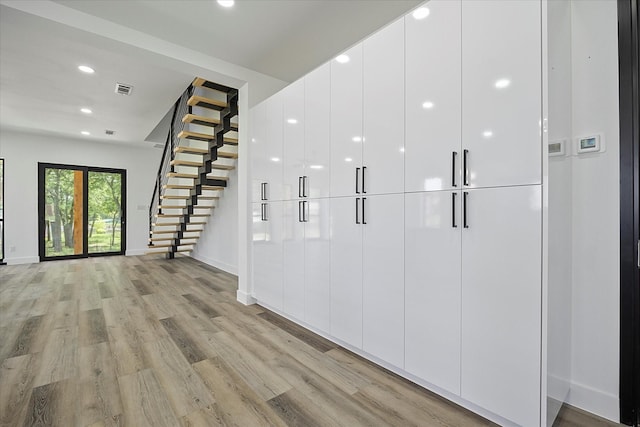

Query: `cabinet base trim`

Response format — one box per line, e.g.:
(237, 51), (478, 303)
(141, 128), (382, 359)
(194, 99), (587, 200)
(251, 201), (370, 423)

(567, 380), (619, 423)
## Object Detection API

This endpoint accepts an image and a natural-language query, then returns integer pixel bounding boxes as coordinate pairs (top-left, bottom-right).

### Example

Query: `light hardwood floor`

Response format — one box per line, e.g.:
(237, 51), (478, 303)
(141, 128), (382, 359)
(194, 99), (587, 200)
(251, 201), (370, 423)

(0, 256), (621, 427)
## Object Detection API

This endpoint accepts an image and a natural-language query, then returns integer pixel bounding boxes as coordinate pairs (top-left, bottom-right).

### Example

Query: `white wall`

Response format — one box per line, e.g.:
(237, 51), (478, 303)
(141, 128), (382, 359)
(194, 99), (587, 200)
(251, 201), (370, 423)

(546, 0), (574, 424)
(568, 0), (620, 422)
(191, 167), (238, 274)
(0, 128), (161, 263)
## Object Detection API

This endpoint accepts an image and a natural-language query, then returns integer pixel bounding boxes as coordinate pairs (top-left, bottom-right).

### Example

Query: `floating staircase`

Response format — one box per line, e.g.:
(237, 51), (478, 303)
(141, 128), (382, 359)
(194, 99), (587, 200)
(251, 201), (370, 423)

(147, 77), (238, 258)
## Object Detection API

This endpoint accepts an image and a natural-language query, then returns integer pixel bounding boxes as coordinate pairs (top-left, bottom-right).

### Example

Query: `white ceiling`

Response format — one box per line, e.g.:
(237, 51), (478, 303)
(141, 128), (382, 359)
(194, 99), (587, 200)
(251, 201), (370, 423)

(0, 0), (422, 146)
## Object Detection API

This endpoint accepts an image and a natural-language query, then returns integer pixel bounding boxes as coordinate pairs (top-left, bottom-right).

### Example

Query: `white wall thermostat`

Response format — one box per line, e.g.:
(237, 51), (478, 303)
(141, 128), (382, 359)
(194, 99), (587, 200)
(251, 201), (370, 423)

(577, 134), (601, 154)
(548, 139), (566, 157)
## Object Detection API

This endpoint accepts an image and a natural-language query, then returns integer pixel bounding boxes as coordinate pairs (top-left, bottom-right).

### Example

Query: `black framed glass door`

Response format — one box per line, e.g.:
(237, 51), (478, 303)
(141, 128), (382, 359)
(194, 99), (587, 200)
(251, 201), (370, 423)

(38, 163), (126, 260)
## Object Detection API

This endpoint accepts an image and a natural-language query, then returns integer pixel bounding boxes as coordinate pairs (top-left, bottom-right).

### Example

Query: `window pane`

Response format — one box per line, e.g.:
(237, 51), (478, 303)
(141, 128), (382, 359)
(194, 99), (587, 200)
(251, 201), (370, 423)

(88, 171), (122, 254)
(44, 167), (84, 257)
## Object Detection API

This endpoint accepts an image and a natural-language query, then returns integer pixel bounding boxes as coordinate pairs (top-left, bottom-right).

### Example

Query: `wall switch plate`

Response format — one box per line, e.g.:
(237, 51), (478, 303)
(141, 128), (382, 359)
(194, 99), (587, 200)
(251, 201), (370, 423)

(549, 139), (566, 157)
(576, 134), (602, 154)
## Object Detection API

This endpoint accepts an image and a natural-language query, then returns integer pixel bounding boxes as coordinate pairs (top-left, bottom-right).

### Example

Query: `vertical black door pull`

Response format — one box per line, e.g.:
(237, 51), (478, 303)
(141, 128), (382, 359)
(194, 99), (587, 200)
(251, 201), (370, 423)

(356, 168), (361, 194)
(463, 191), (469, 228)
(356, 197), (361, 224)
(362, 197), (367, 224)
(452, 192), (458, 228)
(463, 149), (469, 186)
(452, 152), (458, 187)
(362, 166), (367, 194)
(298, 201), (303, 222)
(303, 201), (308, 222)
(303, 176), (308, 197)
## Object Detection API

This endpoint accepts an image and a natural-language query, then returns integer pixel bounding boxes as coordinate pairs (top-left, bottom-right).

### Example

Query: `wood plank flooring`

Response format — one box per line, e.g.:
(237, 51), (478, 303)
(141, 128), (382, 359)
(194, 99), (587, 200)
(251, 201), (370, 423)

(0, 256), (621, 427)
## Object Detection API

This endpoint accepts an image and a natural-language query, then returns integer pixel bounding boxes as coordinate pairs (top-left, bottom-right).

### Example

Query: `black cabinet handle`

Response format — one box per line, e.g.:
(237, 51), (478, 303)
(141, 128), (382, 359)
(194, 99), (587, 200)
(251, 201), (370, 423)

(452, 152), (458, 187)
(260, 183), (265, 200)
(463, 192), (469, 228)
(452, 192), (457, 228)
(303, 176), (308, 198)
(298, 201), (303, 222)
(356, 197), (361, 224)
(362, 166), (367, 194)
(362, 197), (367, 224)
(261, 203), (267, 221)
(298, 177), (302, 198)
(303, 201), (308, 222)
(356, 168), (360, 194)
(463, 149), (469, 186)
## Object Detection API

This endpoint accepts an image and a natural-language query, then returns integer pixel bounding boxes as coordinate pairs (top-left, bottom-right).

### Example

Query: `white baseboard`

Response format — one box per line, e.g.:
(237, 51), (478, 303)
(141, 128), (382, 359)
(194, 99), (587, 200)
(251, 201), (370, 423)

(191, 252), (238, 275)
(125, 249), (146, 256)
(568, 380), (619, 423)
(236, 290), (256, 305)
(5, 256), (39, 265)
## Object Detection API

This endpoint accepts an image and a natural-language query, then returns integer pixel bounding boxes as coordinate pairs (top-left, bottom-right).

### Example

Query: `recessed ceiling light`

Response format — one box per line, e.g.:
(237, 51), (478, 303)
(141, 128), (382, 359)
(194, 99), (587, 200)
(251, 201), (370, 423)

(335, 54), (350, 64)
(495, 78), (511, 89)
(81, 131), (91, 135)
(78, 65), (95, 74)
(422, 101), (434, 109)
(217, 0), (234, 7)
(412, 7), (430, 20)
(80, 108), (92, 114)
(287, 118), (298, 124)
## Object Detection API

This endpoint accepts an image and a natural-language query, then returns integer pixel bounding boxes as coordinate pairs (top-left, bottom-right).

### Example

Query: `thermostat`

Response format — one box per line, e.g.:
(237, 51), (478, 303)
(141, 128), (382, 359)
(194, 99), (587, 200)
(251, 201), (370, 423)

(577, 135), (601, 154)
(548, 139), (566, 157)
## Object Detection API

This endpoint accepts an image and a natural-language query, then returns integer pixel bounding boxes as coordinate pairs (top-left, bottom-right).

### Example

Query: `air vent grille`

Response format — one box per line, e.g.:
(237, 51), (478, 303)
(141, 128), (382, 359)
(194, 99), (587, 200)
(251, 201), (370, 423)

(115, 83), (133, 95)
(105, 129), (115, 135)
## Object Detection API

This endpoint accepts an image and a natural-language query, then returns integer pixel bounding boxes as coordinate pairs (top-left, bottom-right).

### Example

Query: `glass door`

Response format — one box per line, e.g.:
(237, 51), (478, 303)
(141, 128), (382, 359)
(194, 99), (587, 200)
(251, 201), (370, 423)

(88, 169), (125, 255)
(38, 163), (126, 260)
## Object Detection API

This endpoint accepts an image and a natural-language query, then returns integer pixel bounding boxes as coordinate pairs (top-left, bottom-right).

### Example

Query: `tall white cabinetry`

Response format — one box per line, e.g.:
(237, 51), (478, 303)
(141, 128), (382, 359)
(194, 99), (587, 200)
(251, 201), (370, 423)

(405, 1), (543, 426)
(252, 2), (545, 425)
(281, 65), (332, 330)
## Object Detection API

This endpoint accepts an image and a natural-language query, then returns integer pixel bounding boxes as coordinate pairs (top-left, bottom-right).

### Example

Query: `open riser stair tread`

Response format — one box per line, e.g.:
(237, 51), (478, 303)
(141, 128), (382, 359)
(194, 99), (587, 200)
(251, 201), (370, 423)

(187, 95), (226, 111)
(182, 113), (239, 130)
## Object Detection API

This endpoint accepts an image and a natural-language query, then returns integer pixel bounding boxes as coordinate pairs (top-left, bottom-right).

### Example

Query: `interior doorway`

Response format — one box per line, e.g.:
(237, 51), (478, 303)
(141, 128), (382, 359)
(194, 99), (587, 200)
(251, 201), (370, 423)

(38, 163), (126, 260)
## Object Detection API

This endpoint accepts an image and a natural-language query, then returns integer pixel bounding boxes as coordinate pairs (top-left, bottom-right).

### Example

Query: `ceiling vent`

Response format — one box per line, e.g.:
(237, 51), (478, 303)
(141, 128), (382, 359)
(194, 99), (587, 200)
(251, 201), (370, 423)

(105, 129), (115, 135)
(115, 83), (133, 95)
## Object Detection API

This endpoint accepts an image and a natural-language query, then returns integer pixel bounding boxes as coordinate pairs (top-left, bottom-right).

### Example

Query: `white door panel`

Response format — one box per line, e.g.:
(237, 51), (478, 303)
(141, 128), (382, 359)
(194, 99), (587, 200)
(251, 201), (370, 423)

(362, 193), (404, 368)
(253, 201), (284, 311)
(330, 197), (363, 348)
(330, 44), (363, 197)
(282, 200), (305, 320)
(461, 185), (542, 427)
(283, 79), (305, 201)
(405, 191), (461, 394)
(264, 93), (284, 201)
(305, 64), (331, 198)
(363, 19), (405, 195)
(405, 1), (462, 192)
(304, 198), (331, 333)
(251, 102), (267, 202)
(462, 0), (541, 188)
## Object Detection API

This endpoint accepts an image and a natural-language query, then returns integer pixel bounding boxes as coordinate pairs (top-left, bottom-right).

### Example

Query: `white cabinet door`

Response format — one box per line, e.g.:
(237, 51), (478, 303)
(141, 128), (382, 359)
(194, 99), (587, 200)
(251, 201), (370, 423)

(405, 1), (462, 193)
(363, 19), (405, 195)
(304, 198), (331, 333)
(305, 63), (331, 198)
(283, 79), (305, 201)
(405, 191), (461, 395)
(330, 44), (363, 198)
(253, 201), (284, 311)
(362, 193), (404, 368)
(264, 92), (284, 201)
(282, 200), (305, 321)
(251, 102), (267, 202)
(461, 185), (542, 427)
(330, 196), (363, 348)
(462, 0), (541, 188)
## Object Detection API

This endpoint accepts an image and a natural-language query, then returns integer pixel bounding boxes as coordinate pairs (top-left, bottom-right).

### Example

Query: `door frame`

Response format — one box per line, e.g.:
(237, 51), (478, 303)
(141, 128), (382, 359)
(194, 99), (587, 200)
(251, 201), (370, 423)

(38, 162), (127, 261)
(618, 0), (640, 425)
